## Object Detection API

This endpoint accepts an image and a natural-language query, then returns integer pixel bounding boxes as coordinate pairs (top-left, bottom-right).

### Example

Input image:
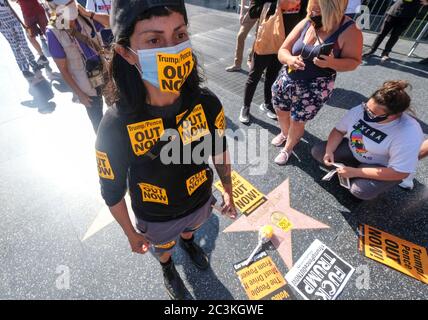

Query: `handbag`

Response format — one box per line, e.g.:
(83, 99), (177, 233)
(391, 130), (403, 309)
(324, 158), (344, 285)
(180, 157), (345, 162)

(253, 1), (286, 55)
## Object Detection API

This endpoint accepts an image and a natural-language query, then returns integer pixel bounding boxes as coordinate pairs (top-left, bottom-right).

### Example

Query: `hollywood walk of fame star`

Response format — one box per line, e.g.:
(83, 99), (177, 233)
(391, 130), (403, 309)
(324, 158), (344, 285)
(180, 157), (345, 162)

(224, 179), (330, 269)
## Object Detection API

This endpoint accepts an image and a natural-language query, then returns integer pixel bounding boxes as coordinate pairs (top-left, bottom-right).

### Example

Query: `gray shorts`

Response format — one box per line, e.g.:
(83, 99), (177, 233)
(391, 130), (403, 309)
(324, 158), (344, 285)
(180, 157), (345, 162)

(136, 195), (216, 256)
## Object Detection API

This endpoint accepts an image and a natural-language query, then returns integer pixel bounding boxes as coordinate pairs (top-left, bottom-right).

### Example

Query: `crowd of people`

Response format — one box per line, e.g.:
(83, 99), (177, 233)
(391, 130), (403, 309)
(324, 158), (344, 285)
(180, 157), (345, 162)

(1, 0), (427, 300)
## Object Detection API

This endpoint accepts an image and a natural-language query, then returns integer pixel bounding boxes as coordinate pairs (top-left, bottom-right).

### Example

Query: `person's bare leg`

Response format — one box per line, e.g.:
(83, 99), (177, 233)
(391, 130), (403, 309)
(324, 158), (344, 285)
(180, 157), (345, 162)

(159, 251), (172, 263)
(276, 109), (290, 136)
(28, 36), (43, 56)
(180, 231), (193, 240)
(419, 139), (428, 160)
(284, 120), (306, 154)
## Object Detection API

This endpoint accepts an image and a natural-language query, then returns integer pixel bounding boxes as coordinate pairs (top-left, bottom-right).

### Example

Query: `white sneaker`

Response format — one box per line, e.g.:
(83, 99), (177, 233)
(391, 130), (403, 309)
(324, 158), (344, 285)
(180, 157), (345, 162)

(225, 65), (241, 72)
(399, 173), (415, 190)
(239, 106), (250, 124)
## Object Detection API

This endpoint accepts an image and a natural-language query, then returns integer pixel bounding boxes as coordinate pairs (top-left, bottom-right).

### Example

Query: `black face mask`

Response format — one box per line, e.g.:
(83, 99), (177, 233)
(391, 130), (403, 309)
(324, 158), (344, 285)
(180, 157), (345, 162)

(363, 110), (389, 123)
(310, 15), (323, 29)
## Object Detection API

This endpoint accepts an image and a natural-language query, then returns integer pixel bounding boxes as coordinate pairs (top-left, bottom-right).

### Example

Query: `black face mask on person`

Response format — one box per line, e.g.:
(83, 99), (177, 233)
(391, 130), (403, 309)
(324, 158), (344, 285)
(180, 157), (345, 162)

(310, 15), (323, 29)
(363, 111), (389, 123)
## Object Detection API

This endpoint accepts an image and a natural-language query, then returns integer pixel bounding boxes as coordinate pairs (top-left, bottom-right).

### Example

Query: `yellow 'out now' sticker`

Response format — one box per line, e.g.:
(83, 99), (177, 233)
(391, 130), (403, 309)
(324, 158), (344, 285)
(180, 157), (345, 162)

(186, 170), (208, 196)
(96, 150), (114, 180)
(215, 109), (226, 137)
(157, 48), (194, 94)
(138, 182), (169, 205)
(215, 171), (266, 216)
(155, 240), (176, 250)
(359, 224), (428, 284)
(177, 104), (210, 145)
(127, 118), (164, 156)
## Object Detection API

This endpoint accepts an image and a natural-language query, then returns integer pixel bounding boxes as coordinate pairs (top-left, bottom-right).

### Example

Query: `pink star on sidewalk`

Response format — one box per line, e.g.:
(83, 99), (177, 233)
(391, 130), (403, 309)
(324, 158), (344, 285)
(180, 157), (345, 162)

(224, 179), (330, 269)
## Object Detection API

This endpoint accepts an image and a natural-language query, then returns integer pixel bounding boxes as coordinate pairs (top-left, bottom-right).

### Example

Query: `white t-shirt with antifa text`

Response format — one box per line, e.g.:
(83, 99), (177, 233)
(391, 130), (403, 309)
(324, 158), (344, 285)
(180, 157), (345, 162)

(335, 105), (423, 174)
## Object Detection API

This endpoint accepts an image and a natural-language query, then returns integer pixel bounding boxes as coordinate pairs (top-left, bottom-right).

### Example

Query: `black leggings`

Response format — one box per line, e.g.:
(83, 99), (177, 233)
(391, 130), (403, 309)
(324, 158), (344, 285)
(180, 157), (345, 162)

(371, 15), (413, 56)
(244, 52), (282, 108)
(85, 95), (104, 133)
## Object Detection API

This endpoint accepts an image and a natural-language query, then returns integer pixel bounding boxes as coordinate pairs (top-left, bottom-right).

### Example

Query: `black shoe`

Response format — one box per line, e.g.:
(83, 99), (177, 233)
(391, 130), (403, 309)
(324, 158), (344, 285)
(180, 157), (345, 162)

(161, 259), (186, 300)
(260, 103), (278, 120)
(179, 236), (209, 270)
(22, 70), (35, 79)
(362, 48), (375, 58)
(419, 58), (428, 65)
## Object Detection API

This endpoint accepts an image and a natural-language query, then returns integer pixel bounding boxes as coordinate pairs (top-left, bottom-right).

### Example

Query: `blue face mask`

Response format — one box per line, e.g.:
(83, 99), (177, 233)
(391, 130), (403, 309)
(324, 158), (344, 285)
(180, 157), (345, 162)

(129, 40), (194, 94)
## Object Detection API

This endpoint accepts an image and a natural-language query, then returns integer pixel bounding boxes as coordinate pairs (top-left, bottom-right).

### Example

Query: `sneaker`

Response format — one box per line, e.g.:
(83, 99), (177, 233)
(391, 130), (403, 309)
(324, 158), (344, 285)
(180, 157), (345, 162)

(179, 236), (209, 270)
(37, 55), (49, 66)
(399, 173), (415, 190)
(274, 149), (290, 166)
(380, 55), (390, 63)
(239, 106), (251, 124)
(260, 103), (278, 120)
(30, 61), (44, 72)
(419, 58), (428, 65)
(22, 70), (35, 80)
(271, 133), (287, 147)
(362, 48), (375, 58)
(161, 259), (186, 300)
(225, 65), (241, 72)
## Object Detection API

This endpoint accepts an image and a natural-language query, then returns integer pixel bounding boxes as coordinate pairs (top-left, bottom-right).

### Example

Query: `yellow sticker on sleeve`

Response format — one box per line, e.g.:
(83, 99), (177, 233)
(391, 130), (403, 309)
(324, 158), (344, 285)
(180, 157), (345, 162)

(215, 108), (226, 137)
(96, 150), (115, 180)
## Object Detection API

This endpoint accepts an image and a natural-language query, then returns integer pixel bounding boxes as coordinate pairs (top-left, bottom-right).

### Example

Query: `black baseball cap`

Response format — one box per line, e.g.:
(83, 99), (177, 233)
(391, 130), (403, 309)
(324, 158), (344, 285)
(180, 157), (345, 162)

(110, 0), (187, 40)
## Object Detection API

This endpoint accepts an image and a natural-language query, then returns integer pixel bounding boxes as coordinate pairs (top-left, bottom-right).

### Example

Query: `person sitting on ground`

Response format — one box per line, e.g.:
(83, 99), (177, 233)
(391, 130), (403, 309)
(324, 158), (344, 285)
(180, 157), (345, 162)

(311, 80), (424, 201)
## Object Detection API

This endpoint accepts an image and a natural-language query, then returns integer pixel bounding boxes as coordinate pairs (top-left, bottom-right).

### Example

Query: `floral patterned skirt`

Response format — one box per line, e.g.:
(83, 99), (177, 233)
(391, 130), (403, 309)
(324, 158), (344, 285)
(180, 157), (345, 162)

(272, 67), (336, 122)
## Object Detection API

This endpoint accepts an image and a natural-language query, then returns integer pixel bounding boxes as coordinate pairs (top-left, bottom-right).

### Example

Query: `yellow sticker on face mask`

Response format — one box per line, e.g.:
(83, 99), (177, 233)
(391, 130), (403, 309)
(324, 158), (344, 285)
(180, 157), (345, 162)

(157, 47), (194, 94)
(96, 150), (115, 180)
(127, 119), (165, 156)
(177, 104), (210, 145)
(138, 182), (169, 205)
(186, 169), (208, 196)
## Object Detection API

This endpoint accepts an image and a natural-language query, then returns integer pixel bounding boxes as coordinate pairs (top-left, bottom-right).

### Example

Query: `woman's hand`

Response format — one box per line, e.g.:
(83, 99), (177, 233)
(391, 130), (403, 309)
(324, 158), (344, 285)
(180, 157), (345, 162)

(337, 166), (359, 179)
(127, 231), (151, 254)
(77, 92), (93, 107)
(323, 151), (335, 166)
(314, 54), (336, 69)
(221, 192), (237, 220)
(288, 55), (305, 71)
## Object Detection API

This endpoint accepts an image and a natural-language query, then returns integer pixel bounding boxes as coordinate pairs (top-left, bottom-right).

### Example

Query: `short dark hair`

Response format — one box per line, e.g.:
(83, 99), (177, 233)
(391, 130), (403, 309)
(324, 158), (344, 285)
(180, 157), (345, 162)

(109, 6), (203, 114)
(370, 80), (412, 115)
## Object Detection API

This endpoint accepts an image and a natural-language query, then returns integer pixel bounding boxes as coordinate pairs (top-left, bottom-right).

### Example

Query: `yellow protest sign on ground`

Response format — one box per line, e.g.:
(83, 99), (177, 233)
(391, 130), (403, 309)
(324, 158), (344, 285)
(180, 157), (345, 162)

(214, 171), (266, 215)
(234, 251), (295, 300)
(358, 224), (428, 284)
